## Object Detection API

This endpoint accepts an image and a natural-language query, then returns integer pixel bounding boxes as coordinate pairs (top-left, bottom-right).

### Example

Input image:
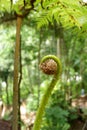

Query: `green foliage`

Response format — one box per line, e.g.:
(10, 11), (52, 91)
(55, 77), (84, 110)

(35, 0), (87, 29)
(41, 88), (80, 130)
(41, 89), (70, 130)
(68, 108), (78, 121)
(0, 0), (11, 12)
(0, 1), (87, 128)
(1, 0), (87, 31)
(63, 27), (87, 97)
(42, 106), (70, 130)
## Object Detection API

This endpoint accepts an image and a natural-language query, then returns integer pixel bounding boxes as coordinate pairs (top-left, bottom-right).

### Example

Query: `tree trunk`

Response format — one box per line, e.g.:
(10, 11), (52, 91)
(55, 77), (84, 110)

(6, 78), (9, 105)
(12, 16), (22, 130)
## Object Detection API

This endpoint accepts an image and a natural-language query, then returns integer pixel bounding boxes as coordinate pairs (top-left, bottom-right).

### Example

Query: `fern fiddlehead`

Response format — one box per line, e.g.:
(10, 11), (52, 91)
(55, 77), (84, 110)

(32, 55), (62, 130)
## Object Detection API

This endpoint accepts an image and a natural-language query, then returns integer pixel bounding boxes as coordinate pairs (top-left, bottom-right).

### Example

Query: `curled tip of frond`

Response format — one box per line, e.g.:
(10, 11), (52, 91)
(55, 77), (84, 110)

(40, 59), (57, 75)
(39, 55), (62, 76)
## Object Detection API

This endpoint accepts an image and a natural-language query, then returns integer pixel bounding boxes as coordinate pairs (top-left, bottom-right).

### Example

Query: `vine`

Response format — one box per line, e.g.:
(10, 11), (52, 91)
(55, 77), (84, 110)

(32, 55), (62, 130)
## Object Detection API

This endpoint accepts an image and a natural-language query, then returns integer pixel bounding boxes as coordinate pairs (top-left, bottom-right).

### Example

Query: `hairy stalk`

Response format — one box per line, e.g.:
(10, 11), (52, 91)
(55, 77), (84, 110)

(32, 55), (62, 130)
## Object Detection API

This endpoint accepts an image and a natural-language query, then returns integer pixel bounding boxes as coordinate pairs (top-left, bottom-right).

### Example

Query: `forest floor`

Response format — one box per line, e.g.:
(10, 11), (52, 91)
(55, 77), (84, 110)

(70, 94), (87, 130)
(70, 119), (85, 130)
(0, 95), (87, 130)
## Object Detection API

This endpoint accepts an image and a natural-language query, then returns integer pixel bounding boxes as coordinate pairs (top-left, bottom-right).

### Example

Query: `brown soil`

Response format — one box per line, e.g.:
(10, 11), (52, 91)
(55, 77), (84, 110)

(69, 119), (86, 130)
(0, 120), (12, 130)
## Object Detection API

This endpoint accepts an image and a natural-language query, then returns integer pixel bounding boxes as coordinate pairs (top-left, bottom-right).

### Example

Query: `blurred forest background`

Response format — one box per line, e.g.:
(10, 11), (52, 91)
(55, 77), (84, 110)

(0, 0), (87, 130)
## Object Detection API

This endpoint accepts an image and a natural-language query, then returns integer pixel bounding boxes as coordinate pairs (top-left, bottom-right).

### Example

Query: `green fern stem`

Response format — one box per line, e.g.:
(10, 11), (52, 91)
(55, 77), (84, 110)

(32, 55), (62, 130)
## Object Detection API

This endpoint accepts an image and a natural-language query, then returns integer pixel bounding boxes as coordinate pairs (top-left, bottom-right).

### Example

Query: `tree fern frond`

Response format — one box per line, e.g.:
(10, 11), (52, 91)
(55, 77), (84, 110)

(36, 0), (87, 29)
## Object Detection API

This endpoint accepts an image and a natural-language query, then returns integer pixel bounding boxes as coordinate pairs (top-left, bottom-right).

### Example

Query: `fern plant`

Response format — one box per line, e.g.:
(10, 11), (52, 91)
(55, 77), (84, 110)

(35, 0), (87, 30)
(1, 0), (87, 31)
(32, 55), (62, 130)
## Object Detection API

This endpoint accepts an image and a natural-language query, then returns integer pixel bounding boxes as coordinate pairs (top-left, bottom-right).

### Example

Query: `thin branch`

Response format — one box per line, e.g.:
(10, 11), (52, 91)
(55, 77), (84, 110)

(0, 12), (16, 24)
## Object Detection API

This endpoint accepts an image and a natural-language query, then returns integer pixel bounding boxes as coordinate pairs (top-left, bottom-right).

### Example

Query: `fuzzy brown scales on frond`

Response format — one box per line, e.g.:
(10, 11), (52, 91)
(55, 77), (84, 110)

(40, 59), (57, 75)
